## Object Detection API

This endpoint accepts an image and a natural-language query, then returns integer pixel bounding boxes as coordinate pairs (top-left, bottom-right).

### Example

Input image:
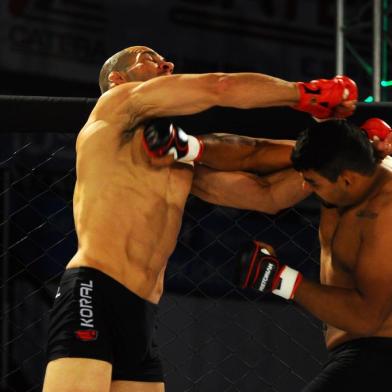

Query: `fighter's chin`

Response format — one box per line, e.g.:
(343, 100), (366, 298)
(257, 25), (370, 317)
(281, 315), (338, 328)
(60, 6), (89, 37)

(320, 200), (338, 209)
(315, 195), (338, 209)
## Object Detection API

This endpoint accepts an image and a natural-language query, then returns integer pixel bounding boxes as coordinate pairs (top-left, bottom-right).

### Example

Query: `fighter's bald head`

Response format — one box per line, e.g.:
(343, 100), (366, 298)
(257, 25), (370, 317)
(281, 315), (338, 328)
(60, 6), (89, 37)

(98, 46), (155, 93)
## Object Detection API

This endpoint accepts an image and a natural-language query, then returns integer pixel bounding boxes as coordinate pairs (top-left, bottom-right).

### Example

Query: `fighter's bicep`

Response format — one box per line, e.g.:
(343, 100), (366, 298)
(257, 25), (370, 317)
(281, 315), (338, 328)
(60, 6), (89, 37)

(129, 73), (224, 118)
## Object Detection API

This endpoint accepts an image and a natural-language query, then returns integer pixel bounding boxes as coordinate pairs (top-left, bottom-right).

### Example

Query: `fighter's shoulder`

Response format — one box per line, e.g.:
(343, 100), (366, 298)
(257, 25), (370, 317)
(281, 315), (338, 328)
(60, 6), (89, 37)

(358, 188), (392, 233)
(82, 83), (144, 132)
(97, 81), (143, 105)
(376, 189), (392, 217)
(375, 172), (392, 209)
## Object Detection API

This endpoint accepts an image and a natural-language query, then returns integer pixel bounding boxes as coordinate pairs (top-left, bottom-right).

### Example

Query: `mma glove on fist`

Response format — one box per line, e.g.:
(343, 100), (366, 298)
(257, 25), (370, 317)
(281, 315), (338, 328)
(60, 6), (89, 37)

(142, 117), (204, 163)
(294, 75), (358, 120)
(361, 118), (391, 142)
(361, 118), (392, 160)
(234, 241), (303, 300)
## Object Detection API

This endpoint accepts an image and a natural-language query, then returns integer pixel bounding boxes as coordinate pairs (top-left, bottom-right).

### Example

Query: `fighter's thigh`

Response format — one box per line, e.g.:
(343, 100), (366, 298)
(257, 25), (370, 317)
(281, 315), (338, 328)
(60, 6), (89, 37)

(110, 381), (164, 392)
(43, 357), (112, 392)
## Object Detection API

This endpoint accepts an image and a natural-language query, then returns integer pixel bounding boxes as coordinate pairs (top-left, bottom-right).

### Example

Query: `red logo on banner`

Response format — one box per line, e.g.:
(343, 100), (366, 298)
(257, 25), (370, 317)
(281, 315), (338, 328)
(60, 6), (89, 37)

(75, 329), (98, 341)
(8, 0), (30, 16)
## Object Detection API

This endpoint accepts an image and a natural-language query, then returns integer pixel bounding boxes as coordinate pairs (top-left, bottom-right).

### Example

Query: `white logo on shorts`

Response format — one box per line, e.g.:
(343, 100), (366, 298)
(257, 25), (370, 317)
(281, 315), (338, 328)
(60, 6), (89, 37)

(80, 280), (94, 328)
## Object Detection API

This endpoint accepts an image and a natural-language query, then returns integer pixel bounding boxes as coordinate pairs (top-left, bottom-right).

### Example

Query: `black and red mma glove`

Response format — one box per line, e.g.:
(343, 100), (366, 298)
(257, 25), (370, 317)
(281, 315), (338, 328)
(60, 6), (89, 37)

(143, 117), (204, 162)
(235, 241), (303, 300)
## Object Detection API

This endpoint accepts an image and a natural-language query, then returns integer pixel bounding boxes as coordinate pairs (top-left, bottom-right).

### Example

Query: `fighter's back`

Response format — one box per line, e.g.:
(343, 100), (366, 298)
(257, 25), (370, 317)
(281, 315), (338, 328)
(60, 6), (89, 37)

(67, 87), (193, 304)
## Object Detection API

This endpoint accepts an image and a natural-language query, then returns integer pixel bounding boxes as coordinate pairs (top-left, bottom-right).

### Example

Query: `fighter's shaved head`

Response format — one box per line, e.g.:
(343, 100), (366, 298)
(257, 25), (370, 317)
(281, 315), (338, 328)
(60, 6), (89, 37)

(98, 46), (155, 93)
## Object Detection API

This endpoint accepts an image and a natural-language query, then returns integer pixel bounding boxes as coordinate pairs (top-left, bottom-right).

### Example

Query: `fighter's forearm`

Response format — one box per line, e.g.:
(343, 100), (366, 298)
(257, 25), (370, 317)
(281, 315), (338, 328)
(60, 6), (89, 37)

(265, 168), (310, 209)
(192, 166), (308, 214)
(199, 133), (295, 174)
(217, 73), (299, 109)
(294, 279), (384, 336)
(192, 166), (279, 214)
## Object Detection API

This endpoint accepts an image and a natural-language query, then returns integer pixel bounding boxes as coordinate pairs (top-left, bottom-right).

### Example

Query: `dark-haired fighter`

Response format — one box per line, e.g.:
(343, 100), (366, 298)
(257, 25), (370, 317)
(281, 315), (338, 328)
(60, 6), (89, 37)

(228, 119), (392, 390)
(42, 45), (356, 392)
(152, 112), (392, 391)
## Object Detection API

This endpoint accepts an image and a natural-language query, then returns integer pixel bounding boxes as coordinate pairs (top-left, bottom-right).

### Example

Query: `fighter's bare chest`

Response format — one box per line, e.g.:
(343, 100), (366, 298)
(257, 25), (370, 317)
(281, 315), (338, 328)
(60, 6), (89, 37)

(319, 208), (363, 275)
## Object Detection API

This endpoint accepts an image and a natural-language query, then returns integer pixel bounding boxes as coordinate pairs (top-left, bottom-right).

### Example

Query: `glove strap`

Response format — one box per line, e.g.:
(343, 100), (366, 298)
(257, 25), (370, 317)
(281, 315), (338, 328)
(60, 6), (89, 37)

(272, 266), (303, 300)
(178, 135), (203, 162)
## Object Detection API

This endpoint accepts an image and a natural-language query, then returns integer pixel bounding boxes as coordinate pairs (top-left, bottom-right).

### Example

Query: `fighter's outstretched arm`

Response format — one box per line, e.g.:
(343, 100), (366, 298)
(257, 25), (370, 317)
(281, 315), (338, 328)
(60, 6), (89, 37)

(192, 165), (309, 214)
(128, 73), (299, 121)
(87, 72), (298, 138)
(199, 133), (295, 174)
(89, 72), (356, 145)
(198, 118), (392, 174)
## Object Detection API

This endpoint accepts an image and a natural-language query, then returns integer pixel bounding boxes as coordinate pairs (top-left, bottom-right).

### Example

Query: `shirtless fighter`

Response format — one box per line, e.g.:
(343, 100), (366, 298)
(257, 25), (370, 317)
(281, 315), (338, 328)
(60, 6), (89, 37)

(42, 45), (356, 392)
(223, 119), (392, 391)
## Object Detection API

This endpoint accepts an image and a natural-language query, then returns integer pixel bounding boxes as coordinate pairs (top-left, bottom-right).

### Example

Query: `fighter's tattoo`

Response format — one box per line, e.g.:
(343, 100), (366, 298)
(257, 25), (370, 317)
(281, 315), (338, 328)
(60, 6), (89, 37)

(356, 210), (378, 219)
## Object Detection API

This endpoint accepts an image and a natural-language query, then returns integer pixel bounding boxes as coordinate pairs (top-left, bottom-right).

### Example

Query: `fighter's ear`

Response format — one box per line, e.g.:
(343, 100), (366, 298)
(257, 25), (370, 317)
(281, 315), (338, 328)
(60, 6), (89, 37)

(339, 170), (356, 187)
(108, 71), (127, 86)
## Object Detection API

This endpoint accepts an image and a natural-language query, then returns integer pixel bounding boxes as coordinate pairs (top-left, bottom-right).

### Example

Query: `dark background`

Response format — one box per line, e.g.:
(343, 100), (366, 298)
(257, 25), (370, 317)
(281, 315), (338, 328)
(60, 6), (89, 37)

(1, 1), (392, 391)
(1, 0), (390, 101)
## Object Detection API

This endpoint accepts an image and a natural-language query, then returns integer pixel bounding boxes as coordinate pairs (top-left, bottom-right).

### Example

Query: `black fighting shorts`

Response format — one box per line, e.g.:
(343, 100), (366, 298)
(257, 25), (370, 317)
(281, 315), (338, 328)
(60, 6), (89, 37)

(303, 337), (392, 391)
(46, 267), (164, 382)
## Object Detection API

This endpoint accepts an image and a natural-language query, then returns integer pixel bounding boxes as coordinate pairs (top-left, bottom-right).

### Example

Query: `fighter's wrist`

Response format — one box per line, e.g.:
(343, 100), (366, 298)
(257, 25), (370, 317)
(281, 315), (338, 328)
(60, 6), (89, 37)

(178, 135), (204, 162)
(290, 82), (301, 105)
(272, 265), (303, 300)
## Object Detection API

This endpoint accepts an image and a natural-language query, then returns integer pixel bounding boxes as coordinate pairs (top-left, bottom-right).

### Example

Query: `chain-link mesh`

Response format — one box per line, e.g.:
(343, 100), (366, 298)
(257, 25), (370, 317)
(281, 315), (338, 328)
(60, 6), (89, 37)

(0, 131), (326, 392)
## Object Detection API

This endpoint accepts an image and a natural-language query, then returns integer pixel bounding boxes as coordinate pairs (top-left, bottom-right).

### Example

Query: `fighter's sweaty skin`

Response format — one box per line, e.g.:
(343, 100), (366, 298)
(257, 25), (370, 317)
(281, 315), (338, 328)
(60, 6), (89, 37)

(67, 116), (193, 305)
(319, 162), (392, 348)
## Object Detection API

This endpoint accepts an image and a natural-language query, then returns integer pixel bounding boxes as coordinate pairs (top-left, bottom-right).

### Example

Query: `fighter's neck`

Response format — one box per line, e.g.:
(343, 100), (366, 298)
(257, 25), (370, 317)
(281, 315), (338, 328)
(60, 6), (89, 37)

(338, 166), (390, 214)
